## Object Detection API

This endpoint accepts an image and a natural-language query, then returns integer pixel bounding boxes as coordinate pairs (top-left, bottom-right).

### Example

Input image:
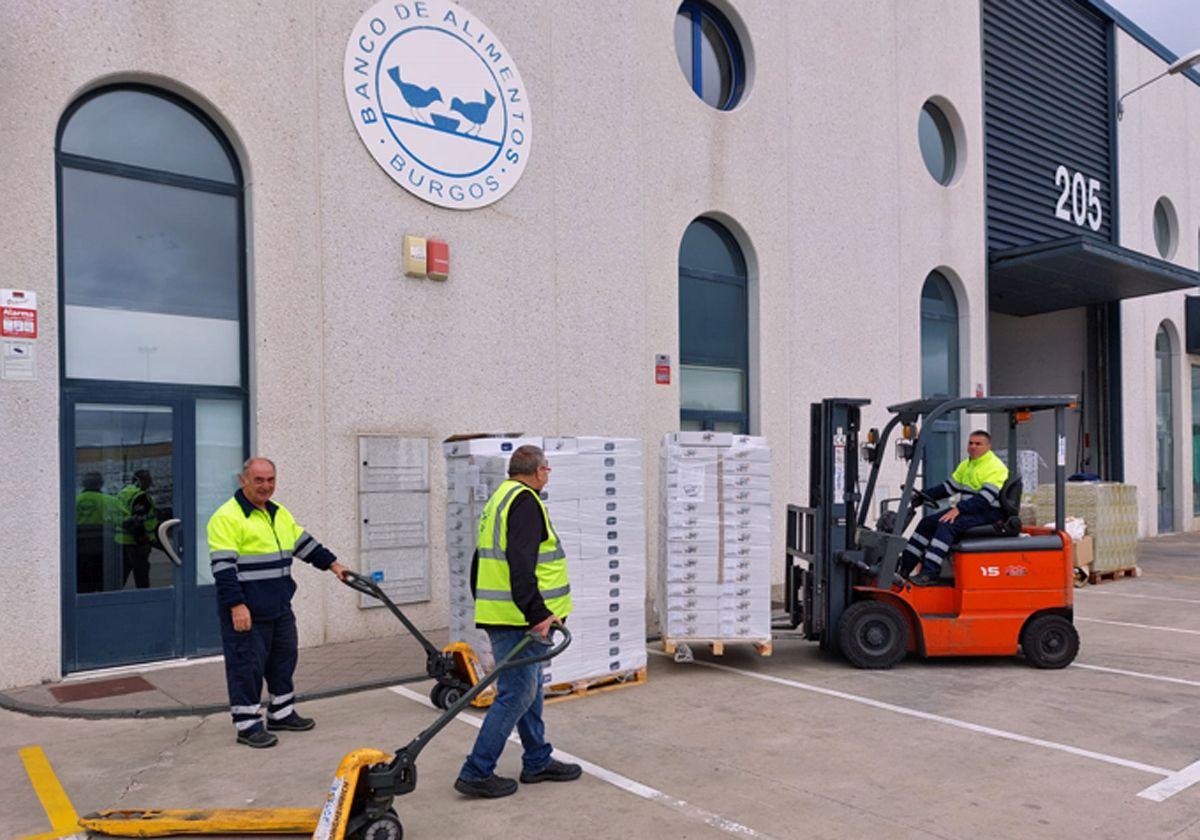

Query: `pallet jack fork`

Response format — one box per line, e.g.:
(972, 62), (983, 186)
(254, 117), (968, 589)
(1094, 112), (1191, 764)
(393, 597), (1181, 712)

(80, 581), (570, 838)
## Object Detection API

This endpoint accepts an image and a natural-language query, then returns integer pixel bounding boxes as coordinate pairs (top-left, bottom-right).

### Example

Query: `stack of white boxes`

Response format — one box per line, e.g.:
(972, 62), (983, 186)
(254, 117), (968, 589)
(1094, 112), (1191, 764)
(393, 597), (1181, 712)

(540, 437), (647, 687)
(659, 432), (772, 643)
(443, 436), (648, 689)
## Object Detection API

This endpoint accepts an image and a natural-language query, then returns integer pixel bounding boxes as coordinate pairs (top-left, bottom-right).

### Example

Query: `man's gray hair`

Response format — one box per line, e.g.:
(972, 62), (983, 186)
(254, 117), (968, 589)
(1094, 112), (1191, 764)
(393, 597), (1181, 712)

(241, 457), (277, 478)
(508, 445), (545, 477)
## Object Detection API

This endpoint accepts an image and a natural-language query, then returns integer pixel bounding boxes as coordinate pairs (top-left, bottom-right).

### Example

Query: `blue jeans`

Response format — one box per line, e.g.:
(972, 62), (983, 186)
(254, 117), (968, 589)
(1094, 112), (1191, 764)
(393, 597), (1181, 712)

(459, 627), (553, 781)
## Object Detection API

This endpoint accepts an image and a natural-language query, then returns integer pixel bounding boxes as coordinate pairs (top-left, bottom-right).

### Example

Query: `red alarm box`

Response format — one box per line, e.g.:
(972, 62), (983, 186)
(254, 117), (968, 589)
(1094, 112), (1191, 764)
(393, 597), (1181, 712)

(427, 239), (449, 280)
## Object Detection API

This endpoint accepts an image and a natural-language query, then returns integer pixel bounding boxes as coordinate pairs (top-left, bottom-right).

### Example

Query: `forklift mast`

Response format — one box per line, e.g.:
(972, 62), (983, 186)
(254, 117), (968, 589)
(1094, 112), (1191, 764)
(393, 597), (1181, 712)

(784, 399), (868, 650)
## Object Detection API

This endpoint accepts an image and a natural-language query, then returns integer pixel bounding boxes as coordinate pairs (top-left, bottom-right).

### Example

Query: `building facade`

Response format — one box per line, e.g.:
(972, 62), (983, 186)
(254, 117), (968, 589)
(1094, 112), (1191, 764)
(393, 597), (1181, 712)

(1, 0), (1197, 689)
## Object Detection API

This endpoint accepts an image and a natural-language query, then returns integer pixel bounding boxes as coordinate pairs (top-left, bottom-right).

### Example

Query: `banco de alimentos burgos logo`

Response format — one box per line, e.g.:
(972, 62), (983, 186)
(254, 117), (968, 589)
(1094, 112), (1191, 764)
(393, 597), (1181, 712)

(343, 0), (532, 210)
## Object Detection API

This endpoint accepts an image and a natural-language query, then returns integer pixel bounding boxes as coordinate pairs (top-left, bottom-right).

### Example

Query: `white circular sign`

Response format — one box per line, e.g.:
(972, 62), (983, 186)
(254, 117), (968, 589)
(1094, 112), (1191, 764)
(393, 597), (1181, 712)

(343, 0), (532, 210)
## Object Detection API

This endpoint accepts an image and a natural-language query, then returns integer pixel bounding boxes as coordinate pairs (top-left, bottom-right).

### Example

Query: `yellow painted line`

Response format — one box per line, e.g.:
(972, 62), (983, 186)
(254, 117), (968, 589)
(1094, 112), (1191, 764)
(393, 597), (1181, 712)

(17, 745), (81, 839)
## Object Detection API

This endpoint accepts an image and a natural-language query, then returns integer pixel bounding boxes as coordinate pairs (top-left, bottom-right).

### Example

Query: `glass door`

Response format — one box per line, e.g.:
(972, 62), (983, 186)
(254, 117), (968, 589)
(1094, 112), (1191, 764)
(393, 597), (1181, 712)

(1156, 328), (1175, 533)
(66, 400), (183, 670)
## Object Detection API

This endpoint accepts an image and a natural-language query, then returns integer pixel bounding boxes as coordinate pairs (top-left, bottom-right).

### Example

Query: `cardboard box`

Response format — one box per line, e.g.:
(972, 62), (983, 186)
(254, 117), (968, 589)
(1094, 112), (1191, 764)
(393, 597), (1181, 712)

(1074, 534), (1094, 570)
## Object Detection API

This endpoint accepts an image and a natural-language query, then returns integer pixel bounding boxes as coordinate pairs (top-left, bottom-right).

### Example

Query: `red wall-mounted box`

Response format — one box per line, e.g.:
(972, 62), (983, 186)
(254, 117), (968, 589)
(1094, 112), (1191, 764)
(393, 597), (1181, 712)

(427, 239), (449, 280)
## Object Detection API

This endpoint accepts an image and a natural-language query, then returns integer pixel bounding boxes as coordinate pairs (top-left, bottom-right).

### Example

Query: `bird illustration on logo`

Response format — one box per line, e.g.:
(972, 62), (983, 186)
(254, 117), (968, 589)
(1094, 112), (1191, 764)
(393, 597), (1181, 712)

(449, 91), (497, 136)
(387, 66), (443, 123)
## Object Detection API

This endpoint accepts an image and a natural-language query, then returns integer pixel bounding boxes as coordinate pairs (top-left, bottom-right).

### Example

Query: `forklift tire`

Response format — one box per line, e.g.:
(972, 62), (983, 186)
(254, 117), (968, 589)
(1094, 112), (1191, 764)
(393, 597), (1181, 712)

(355, 810), (402, 840)
(1020, 614), (1080, 669)
(837, 600), (909, 669)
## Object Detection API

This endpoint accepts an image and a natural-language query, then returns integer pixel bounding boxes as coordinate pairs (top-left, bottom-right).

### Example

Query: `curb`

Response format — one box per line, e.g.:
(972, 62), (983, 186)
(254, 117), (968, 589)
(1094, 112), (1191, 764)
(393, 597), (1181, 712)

(0, 671), (429, 720)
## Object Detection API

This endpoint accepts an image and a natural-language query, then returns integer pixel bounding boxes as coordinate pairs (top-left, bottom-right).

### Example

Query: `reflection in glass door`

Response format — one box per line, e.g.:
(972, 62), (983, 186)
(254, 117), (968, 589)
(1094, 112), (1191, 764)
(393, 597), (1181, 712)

(68, 403), (180, 669)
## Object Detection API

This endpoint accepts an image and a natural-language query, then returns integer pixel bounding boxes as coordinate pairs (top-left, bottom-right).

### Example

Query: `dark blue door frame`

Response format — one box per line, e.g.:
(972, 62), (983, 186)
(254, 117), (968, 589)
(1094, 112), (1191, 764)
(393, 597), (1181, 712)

(60, 383), (232, 673)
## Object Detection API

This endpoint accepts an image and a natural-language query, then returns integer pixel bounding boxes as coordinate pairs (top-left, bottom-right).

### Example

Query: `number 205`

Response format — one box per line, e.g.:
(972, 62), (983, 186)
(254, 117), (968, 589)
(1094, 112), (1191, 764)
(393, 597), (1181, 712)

(1054, 165), (1102, 232)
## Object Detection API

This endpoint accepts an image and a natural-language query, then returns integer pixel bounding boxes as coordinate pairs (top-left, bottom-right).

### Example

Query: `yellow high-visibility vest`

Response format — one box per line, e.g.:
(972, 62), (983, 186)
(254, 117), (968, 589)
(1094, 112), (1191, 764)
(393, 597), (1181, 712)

(474, 479), (571, 626)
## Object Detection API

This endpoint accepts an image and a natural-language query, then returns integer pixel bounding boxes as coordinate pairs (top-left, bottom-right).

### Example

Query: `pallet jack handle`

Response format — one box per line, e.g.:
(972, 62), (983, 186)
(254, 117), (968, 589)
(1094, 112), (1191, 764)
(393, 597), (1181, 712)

(340, 570), (445, 661)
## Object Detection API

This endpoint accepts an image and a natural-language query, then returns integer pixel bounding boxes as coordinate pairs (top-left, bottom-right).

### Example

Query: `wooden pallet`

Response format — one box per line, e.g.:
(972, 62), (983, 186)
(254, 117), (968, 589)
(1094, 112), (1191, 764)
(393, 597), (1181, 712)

(1088, 566), (1141, 585)
(662, 638), (772, 657)
(544, 667), (647, 704)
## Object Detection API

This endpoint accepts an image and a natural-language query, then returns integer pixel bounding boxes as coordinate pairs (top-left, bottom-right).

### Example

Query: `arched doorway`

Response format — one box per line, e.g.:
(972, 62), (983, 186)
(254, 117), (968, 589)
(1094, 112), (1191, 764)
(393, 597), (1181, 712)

(921, 271), (961, 484)
(58, 85), (248, 671)
(1156, 324), (1175, 533)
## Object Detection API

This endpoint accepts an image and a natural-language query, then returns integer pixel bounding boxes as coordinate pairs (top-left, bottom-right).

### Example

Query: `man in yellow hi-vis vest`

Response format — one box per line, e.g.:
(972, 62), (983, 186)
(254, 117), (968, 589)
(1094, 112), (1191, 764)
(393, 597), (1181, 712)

(902, 429), (1010, 585)
(454, 445), (581, 799)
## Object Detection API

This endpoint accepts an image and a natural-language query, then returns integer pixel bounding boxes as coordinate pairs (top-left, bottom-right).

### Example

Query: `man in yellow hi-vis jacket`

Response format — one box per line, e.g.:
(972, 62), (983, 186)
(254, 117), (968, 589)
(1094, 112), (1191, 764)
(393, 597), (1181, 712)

(454, 445), (581, 799)
(902, 430), (1010, 585)
(207, 457), (347, 748)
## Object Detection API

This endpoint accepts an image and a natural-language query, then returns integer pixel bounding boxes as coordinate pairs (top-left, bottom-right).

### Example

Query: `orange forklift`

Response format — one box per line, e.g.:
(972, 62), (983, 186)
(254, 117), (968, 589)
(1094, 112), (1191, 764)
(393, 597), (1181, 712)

(780, 396), (1080, 669)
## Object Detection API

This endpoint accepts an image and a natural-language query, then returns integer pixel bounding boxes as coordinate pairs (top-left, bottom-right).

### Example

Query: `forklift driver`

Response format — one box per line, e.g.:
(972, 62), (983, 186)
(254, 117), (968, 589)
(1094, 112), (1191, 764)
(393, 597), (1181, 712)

(900, 430), (1009, 585)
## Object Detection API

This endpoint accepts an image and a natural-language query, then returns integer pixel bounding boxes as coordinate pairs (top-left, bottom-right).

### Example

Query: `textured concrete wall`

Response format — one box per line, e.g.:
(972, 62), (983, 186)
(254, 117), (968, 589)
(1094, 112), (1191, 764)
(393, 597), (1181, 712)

(0, 0), (1094, 687)
(1114, 28), (1200, 536)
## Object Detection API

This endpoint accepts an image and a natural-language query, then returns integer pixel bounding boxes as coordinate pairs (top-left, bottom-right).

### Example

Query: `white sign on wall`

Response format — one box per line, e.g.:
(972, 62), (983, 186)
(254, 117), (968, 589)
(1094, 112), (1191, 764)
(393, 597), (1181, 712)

(343, 0), (532, 210)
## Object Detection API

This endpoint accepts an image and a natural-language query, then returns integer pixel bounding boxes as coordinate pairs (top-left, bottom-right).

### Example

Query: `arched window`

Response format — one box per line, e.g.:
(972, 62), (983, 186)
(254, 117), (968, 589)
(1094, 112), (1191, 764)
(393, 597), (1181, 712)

(1156, 324), (1175, 532)
(921, 271), (960, 483)
(58, 85), (247, 671)
(679, 218), (749, 433)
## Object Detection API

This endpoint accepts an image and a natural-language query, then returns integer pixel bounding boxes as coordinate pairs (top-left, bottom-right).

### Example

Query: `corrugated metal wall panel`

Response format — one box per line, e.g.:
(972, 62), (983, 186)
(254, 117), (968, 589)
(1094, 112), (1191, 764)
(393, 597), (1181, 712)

(983, 0), (1114, 251)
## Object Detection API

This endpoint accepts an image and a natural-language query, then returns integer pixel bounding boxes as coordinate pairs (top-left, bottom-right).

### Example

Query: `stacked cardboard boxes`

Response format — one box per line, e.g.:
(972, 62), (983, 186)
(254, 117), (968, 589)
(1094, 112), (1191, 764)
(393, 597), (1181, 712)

(540, 437), (647, 687)
(1033, 482), (1138, 574)
(443, 435), (648, 688)
(658, 432), (772, 644)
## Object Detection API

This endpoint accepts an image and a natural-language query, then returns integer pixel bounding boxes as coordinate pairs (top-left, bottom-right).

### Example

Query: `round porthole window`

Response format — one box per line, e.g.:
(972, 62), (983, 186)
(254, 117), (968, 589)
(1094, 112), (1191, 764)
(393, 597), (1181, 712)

(674, 1), (747, 110)
(918, 100), (958, 185)
(1153, 197), (1178, 260)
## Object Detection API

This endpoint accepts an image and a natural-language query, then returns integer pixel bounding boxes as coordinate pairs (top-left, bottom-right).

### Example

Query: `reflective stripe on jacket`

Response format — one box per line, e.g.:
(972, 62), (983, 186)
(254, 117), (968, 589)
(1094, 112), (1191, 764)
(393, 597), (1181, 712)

(474, 479), (572, 626)
(941, 450), (1010, 516)
(206, 489), (336, 618)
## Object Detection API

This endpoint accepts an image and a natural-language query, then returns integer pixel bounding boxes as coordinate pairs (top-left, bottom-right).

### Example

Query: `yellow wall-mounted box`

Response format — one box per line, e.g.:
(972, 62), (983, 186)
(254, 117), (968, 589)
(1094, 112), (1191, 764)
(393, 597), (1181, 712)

(403, 235), (427, 277)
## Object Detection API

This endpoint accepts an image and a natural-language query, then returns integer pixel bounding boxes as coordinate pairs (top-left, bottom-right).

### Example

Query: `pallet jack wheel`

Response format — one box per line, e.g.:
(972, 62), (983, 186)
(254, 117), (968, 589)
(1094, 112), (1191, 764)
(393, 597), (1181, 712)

(838, 600), (908, 669)
(356, 809), (402, 840)
(1020, 614), (1079, 669)
(440, 685), (464, 708)
(429, 683), (447, 708)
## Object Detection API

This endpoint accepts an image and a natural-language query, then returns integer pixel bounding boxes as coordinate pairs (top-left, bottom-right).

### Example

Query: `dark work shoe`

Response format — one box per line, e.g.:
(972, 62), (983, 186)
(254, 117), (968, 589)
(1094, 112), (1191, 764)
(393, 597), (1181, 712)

(520, 758), (583, 784)
(236, 727), (278, 748)
(267, 712), (315, 732)
(909, 568), (942, 586)
(454, 774), (519, 798)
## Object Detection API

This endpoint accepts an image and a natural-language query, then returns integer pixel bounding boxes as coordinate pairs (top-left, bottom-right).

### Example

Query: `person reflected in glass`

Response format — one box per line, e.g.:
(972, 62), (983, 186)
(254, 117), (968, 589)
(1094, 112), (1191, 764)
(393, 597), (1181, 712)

(116, 469), (159, 589)
(76, 471), (120, 593)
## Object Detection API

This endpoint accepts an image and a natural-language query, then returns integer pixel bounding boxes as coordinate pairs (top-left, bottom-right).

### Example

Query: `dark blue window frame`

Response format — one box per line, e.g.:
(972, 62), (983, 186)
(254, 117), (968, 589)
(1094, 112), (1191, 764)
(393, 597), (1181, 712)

(920, 271), (961, 485)
(677, 1), (746, 111)
(679, 218), (750, 433)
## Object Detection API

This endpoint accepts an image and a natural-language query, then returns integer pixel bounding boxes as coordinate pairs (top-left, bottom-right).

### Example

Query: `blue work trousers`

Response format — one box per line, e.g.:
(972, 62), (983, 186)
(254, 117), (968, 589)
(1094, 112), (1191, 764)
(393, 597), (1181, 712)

(901, 509), (1001, 572)
(459, 627), (553, 781)
(219, 607), (298, 732)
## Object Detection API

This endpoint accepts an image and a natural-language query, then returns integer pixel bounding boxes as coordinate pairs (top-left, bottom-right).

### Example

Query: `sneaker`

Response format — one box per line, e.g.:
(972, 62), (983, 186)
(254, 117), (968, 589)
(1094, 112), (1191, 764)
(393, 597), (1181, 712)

(520, 758), (583, 784)
(267, 712), (315, 732)
(236, 727), (278, 749)
(454, 774), (519, 798)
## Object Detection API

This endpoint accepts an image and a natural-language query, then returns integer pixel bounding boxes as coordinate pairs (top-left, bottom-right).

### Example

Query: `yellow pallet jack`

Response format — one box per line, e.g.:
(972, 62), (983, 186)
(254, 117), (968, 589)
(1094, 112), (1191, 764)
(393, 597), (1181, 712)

(80, 576), (569, 839)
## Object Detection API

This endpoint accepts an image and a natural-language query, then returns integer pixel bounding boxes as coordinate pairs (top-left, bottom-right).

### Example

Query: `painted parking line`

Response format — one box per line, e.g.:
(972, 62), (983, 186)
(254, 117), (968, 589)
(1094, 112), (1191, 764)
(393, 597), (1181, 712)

(1073, 663), (1200, 689)
(1077, 617), (1200, 636)
(1082, 590), (1200, 606)
(650, 652), (1200, 801)
(389, 685), (774, 839)
(16, 745), (83, 840)
(1139, 760), (1200, 802)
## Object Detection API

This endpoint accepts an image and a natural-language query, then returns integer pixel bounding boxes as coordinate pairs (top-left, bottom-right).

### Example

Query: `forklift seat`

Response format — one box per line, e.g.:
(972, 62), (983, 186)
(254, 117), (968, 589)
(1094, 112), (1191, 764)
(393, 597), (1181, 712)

(957, 476), (1023, 539)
